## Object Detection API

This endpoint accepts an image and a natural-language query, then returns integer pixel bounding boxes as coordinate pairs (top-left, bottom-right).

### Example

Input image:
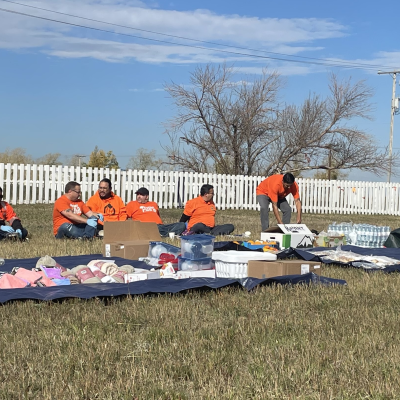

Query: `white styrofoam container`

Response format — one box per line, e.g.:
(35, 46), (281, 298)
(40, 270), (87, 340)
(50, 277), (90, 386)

(212, 251), (277, 279)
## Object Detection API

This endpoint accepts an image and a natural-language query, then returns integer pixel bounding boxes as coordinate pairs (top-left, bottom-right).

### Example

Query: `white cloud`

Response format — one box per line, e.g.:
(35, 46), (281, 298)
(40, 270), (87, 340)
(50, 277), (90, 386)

(4, 0), (397, 77)
(0, 0), (348, 68)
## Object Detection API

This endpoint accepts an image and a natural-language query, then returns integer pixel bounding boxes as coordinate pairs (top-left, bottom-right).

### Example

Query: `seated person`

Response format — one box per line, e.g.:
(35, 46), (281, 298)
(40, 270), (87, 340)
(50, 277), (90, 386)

(125, 187), (185, 237)
(53, 181), (103, 239)
(180, 184), (234, 235)
(86, 178), (127, 235)
(0, 187), (28, 240)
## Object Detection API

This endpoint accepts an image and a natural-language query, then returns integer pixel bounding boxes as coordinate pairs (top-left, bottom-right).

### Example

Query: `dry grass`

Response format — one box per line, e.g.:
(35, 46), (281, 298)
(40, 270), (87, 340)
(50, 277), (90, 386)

(1, 204), (400, 399)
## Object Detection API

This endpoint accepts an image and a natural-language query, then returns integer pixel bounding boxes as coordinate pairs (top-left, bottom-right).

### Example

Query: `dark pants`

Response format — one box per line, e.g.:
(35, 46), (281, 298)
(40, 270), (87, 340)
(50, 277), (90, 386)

(257, 194), (292, 231)
(55, 222), (96, 239)
(0, 227), (28, 240)
(190, 223), (234, 236)
(157, 222), (186, 237)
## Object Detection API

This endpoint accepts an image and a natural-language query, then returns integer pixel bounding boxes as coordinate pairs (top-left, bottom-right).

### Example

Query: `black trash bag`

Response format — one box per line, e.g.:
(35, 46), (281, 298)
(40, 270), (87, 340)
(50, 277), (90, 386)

(384, 228), (400, 248)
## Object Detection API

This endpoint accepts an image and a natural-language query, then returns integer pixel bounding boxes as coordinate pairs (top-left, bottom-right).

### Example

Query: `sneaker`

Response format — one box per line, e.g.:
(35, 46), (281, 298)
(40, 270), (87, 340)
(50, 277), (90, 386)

(97, 230), (104, 238)
(6, 232), (19, 241)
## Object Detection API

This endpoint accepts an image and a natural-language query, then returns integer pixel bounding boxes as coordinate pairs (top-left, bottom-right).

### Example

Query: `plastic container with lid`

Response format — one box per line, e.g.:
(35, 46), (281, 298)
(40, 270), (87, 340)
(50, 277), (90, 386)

(178, 256), (214, 271)
(147, 242), (181, 266)
(180, 234), (215, 260)
(212, 250), (277, 279)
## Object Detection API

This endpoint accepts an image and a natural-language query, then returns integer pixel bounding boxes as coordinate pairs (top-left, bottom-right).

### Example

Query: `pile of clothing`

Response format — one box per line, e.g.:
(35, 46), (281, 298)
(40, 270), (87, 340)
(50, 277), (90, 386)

(0, 255), (135, 289)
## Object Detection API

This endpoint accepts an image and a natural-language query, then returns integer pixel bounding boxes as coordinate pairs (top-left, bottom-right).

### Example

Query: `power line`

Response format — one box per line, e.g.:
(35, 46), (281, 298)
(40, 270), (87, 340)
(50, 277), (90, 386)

(0, 4), (397, 71)
(1, 0), (397, 71)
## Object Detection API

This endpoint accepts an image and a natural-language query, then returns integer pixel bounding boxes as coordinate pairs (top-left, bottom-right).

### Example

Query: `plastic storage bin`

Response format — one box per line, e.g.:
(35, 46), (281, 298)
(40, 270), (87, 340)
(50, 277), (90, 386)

(148, 242), (181, 259)
(147, 242), (181, 266)
(180, 234), (215, 260)
(212, 251), (277, 279)
(178, 256), (214, 271)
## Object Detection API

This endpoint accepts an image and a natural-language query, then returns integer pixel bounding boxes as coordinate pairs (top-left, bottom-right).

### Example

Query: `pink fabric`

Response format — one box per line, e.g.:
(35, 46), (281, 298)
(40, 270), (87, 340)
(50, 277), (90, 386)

(15, 268), (43, 286)
(0, 274), (29, 289)
(75, 268), (96, 283)
(89, 267), (107, 279)
(37, 276), (57, 287)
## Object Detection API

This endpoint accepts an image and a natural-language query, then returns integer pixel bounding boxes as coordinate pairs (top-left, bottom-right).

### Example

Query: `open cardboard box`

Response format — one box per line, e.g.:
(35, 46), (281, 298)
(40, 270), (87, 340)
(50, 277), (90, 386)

(260, 224), (314, 249)
(247, 259), (321, 279)
(103, 220), (161, 260)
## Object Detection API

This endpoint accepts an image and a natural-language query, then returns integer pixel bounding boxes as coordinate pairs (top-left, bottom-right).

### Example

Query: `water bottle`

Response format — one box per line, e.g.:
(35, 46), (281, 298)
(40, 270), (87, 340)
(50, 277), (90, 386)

(349, 229), (357, 245)
(372, 226), (378, 248)
(367, 225), (374, 247)
(379, 226), (385, 247)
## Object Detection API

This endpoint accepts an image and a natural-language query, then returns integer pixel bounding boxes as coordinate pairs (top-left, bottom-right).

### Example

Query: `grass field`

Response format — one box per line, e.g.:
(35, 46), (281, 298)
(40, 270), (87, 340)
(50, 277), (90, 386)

(1, 204), (400, 399)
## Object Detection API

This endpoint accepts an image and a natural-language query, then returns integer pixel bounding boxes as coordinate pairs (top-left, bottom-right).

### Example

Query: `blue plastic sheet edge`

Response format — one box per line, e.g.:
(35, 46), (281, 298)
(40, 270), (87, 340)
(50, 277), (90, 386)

(0, 254), (347, 303)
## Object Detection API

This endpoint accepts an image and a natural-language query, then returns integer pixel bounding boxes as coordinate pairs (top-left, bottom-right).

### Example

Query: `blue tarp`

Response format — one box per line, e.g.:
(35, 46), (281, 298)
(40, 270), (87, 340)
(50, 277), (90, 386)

(0, 254), (346, 303)
(278, 245), (400, 272)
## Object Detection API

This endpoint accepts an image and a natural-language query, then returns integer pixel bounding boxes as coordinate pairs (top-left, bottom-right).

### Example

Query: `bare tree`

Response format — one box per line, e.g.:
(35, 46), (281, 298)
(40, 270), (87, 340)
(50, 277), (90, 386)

(268, 74), (397, 176)
(163, 64), (396, 177)
(0, 148), (33, 164)
(163, 64), (282, 175)
(36, 153), (62, 166)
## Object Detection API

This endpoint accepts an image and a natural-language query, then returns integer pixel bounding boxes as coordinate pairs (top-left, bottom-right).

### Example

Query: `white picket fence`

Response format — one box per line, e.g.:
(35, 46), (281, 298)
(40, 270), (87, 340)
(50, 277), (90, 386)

(0, 163), (399, 215)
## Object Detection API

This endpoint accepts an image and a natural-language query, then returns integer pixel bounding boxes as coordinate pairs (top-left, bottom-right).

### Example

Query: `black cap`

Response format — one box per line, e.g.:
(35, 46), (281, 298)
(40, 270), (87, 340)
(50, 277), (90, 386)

(135, 187), (149, 196)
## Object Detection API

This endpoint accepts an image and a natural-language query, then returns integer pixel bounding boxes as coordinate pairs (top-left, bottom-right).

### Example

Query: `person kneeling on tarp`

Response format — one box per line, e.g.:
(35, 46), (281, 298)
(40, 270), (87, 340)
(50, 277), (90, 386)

(53, 181), (103, 239)
(0, 187), (28, 240)
(180, 184), (234, 235)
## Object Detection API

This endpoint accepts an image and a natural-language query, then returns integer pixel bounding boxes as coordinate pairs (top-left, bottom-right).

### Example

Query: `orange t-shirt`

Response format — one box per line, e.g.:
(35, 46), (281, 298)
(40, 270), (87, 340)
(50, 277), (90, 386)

(0, 201), (19, 225)
(125, 201), (163, 224)
(256, 174), (300, 203)
(53, 195), (91, 235)
(86, 192), (127, 225)
(183, 196), (216, 230)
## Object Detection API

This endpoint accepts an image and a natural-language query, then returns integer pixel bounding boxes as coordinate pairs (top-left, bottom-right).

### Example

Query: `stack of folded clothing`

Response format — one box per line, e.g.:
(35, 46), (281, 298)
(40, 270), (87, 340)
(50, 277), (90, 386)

(0, 256), (136, 289)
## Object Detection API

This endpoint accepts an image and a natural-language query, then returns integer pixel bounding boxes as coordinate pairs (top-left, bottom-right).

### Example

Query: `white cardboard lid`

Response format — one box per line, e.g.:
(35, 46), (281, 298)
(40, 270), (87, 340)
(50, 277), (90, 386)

(212, 251), (277, 263)
(277, 224), (312, 234)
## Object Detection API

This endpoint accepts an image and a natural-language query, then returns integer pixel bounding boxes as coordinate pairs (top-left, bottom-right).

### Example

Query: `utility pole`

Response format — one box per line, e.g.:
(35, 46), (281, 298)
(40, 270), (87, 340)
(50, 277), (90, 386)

(378, 70), (400, 182)
(75, 155), (86, 168)
(328, 147), (332, 181)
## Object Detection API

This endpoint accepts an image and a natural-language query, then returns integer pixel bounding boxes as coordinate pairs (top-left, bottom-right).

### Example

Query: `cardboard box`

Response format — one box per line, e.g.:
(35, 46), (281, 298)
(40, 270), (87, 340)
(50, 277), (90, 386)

(247, 260), (321, 279)
(103, 220), (161, 260)
(104, 241), (152, 260)
(313, 235), (346, 248)
(261, 224), (314, 249)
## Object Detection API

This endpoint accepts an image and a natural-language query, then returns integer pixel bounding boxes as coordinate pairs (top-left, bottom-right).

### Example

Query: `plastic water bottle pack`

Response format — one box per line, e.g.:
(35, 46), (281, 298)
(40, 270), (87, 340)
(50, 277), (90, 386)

(328, 222), (390, 248)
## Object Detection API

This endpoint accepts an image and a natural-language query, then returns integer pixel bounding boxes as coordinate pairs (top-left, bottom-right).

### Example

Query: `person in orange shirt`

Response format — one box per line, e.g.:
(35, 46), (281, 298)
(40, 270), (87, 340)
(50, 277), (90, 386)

(126, 187), (185, 237)
(180, 184), (234, 235)
(86, 178), (127, 236)
(0, 187), (28, 240)
(53, 181), (102, 239)
(256, 173), (302, 231)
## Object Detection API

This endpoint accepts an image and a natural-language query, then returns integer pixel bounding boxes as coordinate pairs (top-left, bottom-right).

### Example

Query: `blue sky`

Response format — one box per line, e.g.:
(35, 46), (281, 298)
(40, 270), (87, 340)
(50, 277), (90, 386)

(0, 0), (399, 181)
